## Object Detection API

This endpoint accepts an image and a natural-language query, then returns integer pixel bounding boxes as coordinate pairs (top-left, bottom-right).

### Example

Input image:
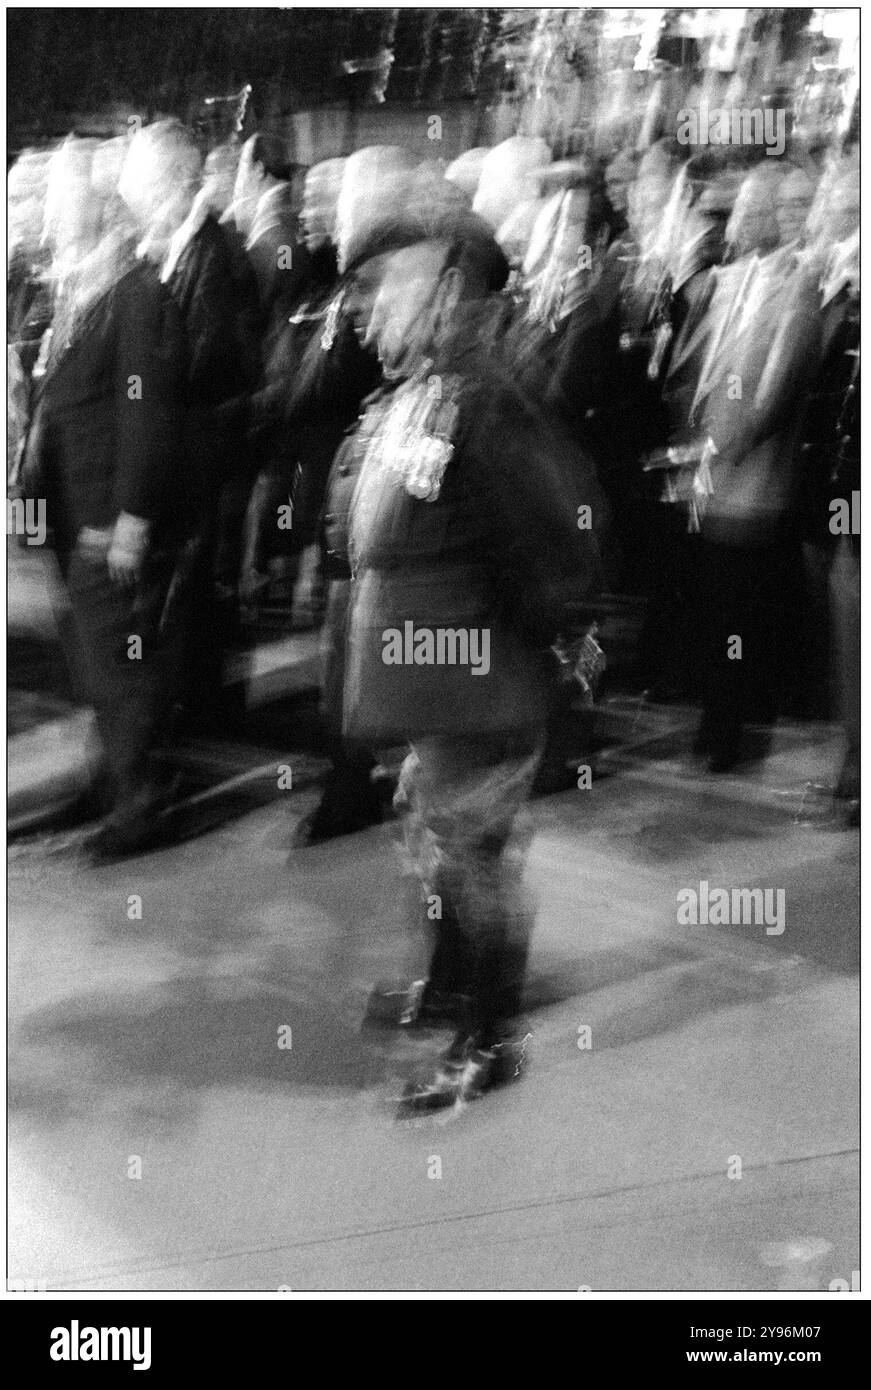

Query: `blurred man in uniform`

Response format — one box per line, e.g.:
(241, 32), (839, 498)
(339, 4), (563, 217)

(331, 192), (602, 1112)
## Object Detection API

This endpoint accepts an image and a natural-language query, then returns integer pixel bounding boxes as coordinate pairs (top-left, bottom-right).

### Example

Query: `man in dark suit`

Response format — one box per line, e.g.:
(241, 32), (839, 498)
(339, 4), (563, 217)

(232, 132), (311, 326)
(123, 120), (260, 722)
(22, 138), (187, 861)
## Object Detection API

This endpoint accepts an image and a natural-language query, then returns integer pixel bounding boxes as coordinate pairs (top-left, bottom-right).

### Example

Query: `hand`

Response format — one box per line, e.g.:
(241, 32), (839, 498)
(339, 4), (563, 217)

(107, 512), (150, 587)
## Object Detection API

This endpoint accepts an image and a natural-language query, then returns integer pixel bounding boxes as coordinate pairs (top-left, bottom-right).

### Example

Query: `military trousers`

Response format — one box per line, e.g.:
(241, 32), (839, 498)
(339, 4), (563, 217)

(395, 727), (545, 1044)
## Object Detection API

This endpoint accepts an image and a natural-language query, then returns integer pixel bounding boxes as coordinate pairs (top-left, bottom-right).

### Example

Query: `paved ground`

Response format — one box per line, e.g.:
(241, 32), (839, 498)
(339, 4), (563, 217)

(8, 712), (858, 1292)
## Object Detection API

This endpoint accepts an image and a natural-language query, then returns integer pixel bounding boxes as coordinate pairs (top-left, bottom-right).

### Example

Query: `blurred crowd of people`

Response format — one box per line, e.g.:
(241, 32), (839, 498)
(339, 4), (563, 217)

(9, 115), (859, 800)
(6, 103), (860, 1109)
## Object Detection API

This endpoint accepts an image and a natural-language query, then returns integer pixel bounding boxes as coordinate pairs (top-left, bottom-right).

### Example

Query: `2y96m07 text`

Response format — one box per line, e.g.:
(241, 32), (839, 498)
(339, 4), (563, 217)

(689, 1327), (821, 1339)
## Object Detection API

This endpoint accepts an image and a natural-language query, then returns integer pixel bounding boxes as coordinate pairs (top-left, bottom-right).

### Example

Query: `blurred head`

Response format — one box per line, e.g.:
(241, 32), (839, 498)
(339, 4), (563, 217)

(472, 136), (551, 232)
(347, 242), (451, 378)
(550, 184), (612, 272)
(775, 166), (815, 245)
(335, 146), (419, 272)
(605, 148), (636, 218)
(119, 120), (202, 242)
(202, 142), (240, 217)
(725, 164), (784, 257)
(91, 136), (127, 201)
(232, 132), (291, 234)
(345, 210), (508, 377)
(627, 141), (682, 246)
(654, 153), (738, 270)
(91, 136), (130, 237)
(300, 157), (346, 251)
(627, 171), (670, 245)
(685, 151), (741, 217)
(42, 138), (102, 259)
(8, 148), (51, 263)
(806, 154), (859, 249)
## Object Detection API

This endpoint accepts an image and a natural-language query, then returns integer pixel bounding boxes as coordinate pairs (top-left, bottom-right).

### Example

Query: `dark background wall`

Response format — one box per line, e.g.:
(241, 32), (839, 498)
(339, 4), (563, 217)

(8, 8), (845, 162)
(6, 7), (511, 150)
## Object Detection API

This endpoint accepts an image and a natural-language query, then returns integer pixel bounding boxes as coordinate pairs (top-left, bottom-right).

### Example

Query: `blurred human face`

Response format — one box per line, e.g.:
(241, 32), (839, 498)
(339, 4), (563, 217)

(141, 173), (195, 241)
(807, 166), (859, 250)
(349, 241), (447, 377)
(776, 172), (814, 245)
(202, 146), (239, 217)
(725, 175), (779, 257)
(43, 159), (100, 258)
(628, 173), (669, 244)
(345, 254), (387, 344)
(605, 156), (632, 217)
(120, 132), (200, 241)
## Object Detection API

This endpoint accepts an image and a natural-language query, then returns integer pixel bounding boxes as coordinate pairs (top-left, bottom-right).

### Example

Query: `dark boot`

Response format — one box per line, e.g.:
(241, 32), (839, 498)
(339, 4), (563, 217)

(292, 754), (391, 846)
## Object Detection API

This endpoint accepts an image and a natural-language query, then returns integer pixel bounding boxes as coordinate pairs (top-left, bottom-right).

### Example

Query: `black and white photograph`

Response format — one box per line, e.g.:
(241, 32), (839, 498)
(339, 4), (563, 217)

(6, 4), (861, 1303)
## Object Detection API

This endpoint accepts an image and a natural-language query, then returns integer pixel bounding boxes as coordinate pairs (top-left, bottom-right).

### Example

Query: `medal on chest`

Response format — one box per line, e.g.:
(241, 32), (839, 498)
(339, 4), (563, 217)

(362, 372), (461, 503)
